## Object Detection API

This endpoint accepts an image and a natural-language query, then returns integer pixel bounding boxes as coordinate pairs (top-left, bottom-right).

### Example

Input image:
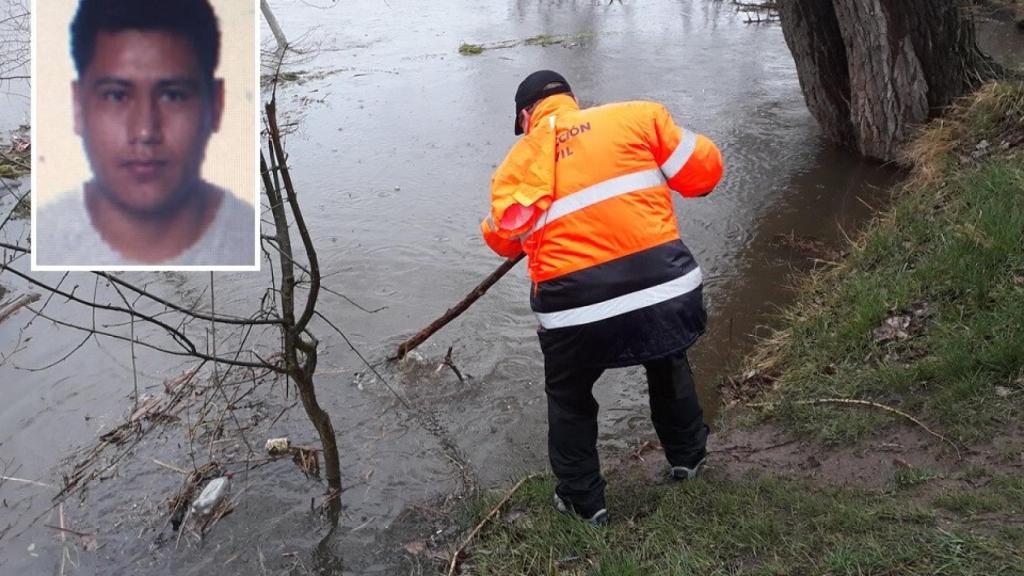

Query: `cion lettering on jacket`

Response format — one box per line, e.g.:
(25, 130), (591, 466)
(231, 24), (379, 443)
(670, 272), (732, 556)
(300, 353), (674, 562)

(556, 122), (592, 161)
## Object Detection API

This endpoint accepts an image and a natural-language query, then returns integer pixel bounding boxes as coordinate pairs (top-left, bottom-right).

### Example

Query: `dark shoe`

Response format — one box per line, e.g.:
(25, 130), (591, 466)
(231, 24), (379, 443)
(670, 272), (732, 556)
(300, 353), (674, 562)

(553, 492), (609, 527)
(669, 456), (706, 481)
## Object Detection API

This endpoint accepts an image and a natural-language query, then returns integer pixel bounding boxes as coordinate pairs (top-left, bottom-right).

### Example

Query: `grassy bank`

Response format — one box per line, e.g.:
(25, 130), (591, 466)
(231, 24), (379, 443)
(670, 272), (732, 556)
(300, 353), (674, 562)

(455, 469), (1023, 575)
(445, 82), (1024, 574)
(726, 81), (1024, 445)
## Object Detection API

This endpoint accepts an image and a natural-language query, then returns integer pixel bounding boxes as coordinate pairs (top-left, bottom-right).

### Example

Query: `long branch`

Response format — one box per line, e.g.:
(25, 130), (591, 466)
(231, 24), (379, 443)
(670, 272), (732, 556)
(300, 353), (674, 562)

(266, 99), (320, 334)
(2, 262), (196, 352)
(748, 398), (962, 459)
(2, 264), (280, 371)
(98, 272), (282, 326)
(447, 474), (535, 576)
(261, 150), (296, 330)
(23, 304), (277, 371)
(392, 252), (525, 360)
(0, 241), (281, 327)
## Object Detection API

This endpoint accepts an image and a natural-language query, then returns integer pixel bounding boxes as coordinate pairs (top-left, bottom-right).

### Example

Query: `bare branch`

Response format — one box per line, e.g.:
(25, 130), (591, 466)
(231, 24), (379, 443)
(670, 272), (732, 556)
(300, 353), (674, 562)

(0, 188), (29, 231)
(97, 272), (283, 326)
(266, 99), (320, 333)
(18, 332), (92, 372)
(22, 303), (277, 371)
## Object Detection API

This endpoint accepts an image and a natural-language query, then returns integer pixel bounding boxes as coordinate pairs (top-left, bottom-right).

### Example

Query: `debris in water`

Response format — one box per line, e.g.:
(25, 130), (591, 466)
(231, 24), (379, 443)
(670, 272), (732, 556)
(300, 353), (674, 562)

(0, 292), (40, 324)
(191, 475), (230, 517)
(265, 437), (290, 455)
(129, 395), (161, 424)
(458, 33), (593, 56)
(292, 446), (321, 478)
(721, 369), (779, 404)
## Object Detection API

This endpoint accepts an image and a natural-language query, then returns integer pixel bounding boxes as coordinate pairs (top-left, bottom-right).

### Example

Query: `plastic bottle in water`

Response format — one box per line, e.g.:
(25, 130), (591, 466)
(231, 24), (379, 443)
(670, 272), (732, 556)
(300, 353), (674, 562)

(191, 476), (230, 516)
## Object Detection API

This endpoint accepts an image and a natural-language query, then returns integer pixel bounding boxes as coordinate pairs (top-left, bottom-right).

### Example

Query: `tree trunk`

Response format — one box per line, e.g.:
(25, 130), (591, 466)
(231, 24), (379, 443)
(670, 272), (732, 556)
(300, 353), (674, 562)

(779, 0), (995, 162)
(263, 101), (342, 522)
(778, 0), (854, 146)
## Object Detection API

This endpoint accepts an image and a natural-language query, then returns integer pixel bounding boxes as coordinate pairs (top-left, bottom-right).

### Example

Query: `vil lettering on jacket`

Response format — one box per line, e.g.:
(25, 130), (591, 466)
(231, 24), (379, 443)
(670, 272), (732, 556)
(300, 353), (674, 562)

(556, 122), (592, 161)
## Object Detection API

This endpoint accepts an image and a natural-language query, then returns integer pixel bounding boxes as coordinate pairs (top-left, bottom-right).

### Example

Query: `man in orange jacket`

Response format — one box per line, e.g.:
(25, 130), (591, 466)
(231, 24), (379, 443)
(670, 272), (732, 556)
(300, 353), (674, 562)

(482, 70), (723, 526)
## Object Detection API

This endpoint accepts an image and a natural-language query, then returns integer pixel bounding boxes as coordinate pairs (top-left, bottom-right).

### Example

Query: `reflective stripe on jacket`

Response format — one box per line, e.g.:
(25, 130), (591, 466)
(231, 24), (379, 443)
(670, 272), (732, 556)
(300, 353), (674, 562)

(482, 94), (723, 367)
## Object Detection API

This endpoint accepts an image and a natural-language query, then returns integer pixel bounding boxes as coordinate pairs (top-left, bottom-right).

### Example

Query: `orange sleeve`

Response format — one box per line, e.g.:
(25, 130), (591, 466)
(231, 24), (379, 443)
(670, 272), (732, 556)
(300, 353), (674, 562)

(481, 217), (524, 258)
(651, 104), (724, 198)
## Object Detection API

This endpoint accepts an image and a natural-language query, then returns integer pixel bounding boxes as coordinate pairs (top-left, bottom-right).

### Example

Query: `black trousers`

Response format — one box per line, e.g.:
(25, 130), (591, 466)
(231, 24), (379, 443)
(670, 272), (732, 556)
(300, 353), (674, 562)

(544, 349), (708, 515)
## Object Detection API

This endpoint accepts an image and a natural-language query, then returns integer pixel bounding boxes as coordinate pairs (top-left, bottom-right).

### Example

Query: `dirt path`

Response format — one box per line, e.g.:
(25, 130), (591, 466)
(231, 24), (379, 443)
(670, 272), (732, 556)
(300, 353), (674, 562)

(616, 421), (1024, 493)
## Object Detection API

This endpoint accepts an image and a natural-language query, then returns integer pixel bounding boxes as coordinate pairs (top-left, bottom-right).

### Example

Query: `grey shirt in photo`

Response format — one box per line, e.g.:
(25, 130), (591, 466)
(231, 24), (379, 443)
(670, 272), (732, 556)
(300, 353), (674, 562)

(35, 187), (256, 267)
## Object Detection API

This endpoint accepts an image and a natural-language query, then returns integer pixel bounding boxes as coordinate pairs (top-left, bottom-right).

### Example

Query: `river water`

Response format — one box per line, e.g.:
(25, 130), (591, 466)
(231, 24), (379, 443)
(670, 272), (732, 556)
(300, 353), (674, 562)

(0, 0), (911, 573)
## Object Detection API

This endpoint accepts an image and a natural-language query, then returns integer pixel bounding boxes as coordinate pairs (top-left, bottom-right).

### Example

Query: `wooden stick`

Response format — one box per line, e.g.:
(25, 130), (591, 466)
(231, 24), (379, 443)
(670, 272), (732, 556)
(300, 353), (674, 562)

(58, 504), (66, 543)
(441, 346), (465, 382)
(1, 475), (52, 488)
(0, 293), (40, 324)
(446, 474), (534, 576)
(393, 253), (525, 361)
(748, 398), (962, 459)
(153, 459), (189, 475)
(44, 524), (94, 538)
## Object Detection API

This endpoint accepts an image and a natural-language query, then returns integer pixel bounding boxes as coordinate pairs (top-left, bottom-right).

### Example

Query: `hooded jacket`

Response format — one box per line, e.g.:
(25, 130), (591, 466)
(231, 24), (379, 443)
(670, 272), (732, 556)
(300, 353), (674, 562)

(482, 94), (723, 367)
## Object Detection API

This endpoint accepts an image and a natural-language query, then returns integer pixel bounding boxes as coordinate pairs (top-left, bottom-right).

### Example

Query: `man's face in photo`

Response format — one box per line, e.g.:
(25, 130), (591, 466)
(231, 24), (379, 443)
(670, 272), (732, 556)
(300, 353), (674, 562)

(73, 30), (224, 217)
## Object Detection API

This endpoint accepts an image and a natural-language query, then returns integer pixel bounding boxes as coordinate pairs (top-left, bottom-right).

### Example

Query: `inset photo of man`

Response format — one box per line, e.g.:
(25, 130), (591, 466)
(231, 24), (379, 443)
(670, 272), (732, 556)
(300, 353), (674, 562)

(32, 0), (258, 270)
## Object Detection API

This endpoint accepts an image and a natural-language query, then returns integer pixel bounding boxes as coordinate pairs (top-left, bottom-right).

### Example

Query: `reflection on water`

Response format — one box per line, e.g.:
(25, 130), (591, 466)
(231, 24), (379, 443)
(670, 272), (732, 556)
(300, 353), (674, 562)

(1, 0), (905, 573)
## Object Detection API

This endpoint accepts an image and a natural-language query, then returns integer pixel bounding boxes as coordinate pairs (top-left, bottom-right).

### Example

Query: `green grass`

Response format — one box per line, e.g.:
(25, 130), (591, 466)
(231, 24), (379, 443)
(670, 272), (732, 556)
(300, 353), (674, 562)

(732, 81), (1024, 445)
(458, 43), (484, 55)
(463, 472), (1024, 575)
(933, 474), (1024, 516)
(891, 466), (940, 491)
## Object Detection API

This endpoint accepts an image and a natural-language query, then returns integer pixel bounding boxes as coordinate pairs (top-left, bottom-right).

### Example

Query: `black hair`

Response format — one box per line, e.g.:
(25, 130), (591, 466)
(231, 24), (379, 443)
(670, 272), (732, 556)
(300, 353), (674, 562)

(70, 0), (220, 82)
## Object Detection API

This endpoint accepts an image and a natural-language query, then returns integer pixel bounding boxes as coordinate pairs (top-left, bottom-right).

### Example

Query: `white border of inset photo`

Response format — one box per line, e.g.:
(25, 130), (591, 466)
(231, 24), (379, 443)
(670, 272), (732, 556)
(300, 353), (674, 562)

(30, 0), (260, 271)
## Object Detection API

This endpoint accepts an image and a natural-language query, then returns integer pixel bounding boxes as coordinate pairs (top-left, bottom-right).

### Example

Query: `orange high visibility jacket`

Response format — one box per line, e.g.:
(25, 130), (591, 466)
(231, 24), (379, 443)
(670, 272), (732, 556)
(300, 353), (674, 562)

(482, 94), (723, 366)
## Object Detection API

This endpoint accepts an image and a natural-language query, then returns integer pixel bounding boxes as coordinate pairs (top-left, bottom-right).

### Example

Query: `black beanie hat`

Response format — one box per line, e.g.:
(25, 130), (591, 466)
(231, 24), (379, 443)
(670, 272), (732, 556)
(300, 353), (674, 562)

(514, 70), (572, 135)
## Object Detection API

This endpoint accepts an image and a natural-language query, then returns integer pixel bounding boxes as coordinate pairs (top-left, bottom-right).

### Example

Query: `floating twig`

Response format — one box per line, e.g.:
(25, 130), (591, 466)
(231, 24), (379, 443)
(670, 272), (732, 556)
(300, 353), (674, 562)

(0, 293), (40, 324)
(1, 475), (52, 488)
(441, 346), (465, 382)
(44, 524), (94, 538)
(153, 459), (189, 475)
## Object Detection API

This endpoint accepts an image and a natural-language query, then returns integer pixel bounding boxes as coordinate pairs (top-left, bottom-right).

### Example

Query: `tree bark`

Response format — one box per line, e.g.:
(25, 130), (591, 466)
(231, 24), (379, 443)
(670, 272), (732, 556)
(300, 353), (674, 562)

(778, 0), (854, 146)
(779, 0), (995, 161)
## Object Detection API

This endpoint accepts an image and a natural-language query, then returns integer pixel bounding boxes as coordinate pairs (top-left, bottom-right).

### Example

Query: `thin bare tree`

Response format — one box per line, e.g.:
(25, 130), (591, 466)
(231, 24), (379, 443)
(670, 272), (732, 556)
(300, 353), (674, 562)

(0, 96), (344, 522)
